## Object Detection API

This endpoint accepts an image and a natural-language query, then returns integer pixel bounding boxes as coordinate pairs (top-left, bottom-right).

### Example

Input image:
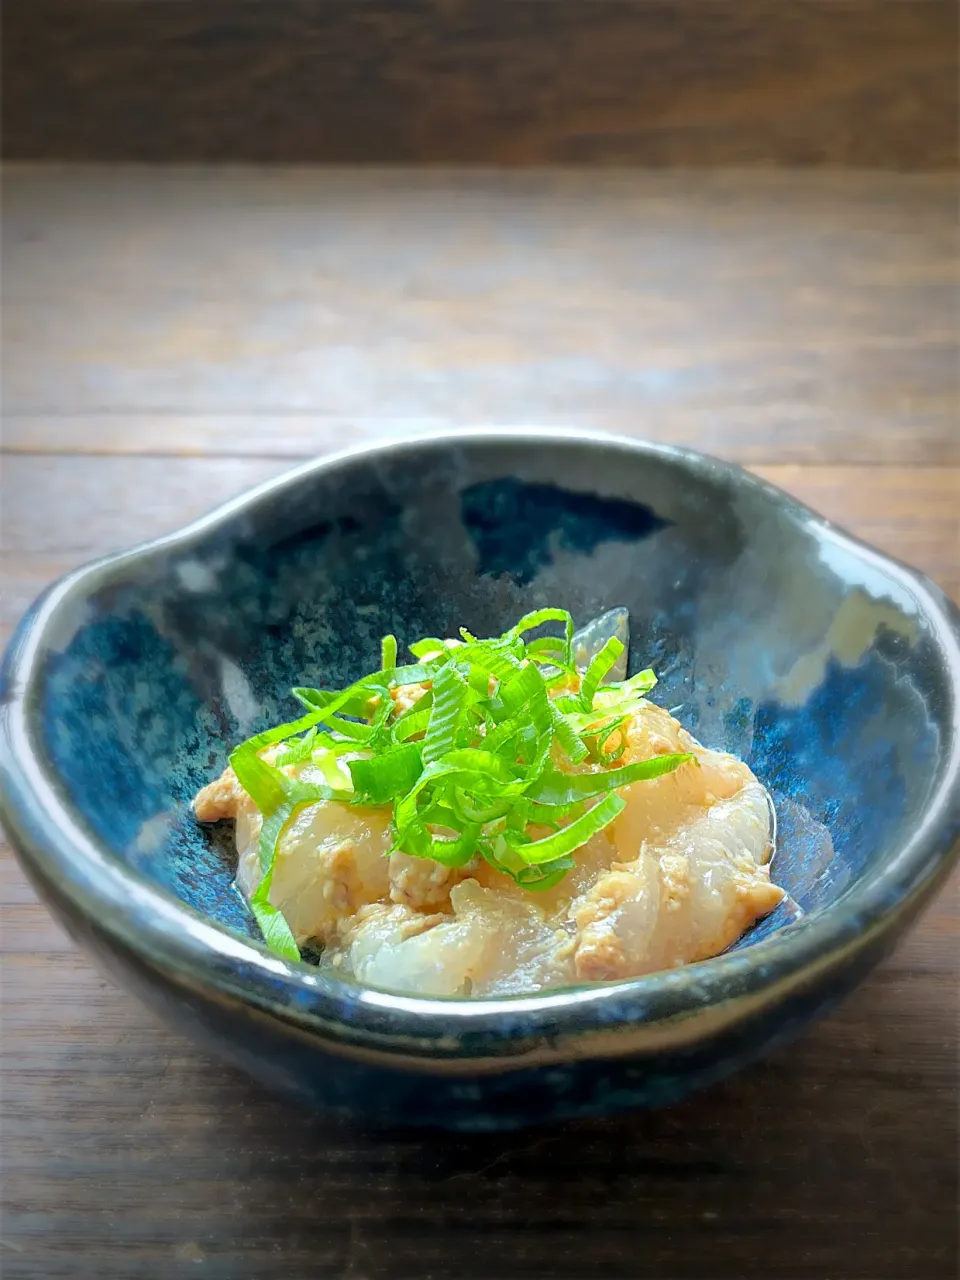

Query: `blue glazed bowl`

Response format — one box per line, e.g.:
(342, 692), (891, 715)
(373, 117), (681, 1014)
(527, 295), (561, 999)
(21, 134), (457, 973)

(2, 430), (958, 1130)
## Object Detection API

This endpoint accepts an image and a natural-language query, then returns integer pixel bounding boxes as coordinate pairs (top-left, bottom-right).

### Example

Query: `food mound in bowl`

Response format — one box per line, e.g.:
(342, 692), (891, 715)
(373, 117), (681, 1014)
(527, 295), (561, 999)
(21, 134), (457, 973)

(194, 609), (784, 997)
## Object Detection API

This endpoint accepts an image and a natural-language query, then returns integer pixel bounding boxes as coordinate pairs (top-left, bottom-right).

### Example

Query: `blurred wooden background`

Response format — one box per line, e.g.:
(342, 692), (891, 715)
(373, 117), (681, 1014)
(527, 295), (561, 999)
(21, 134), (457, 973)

(1, 2), (958, 1276)
(3, 0), (958, 166)
(2, 166), (958, 1279)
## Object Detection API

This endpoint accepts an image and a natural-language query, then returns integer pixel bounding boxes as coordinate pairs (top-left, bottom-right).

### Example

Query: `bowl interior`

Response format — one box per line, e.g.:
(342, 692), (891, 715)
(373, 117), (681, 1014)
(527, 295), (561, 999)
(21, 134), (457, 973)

(30, 437), (951, 967)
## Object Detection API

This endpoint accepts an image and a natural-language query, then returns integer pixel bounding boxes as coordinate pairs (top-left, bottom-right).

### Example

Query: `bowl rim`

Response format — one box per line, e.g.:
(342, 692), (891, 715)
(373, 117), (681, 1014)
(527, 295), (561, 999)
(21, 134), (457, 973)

(2, 427), (959, 1069)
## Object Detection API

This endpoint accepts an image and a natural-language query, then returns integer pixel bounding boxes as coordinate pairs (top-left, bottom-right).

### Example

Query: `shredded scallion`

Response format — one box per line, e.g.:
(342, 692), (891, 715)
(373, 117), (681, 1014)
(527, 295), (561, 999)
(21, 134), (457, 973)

(222, 612), (693, 959)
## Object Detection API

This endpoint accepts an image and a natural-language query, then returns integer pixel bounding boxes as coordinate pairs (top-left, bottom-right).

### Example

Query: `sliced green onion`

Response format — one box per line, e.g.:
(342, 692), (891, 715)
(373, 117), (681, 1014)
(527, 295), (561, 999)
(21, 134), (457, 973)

(274, 727), (319, 768)
(233, 703), (345, 761)
(507, 608), (575, 664)
(529, 753), (694, 806)
(422, 665), (469, 765)
(506, 792), (626, 864)
(382, 661), (441, 686)
(498, 660), (548, 717)
(248, 779), (346, 960)
(452, 639), (523, 681)
(391, 699), (434, 743)
(606, 668), (658, 698)
(409, 637), (451, 659)
(393, 820), (481, 868)
(229, 748), (289, 814)
(515, 857), (577, 890)
(450, 786), (515, 825)
(367, 688), (395, 751)
(580, 637), (625, 710)
(323, 716), (374, 743)
(291, 684), (381, 724)
(548, 699), (589, 765)
(349, 743), (423, 805)
(310, 747), (355, 791)
(564, 697), (646, 735)
(525, 635), (567, 657)
(250, 879), (300, 962)
(592, 719), (628, 763)
(380, 633), (398, 671)
(217, 611), (694, 957)
(394, 751), (523, 837)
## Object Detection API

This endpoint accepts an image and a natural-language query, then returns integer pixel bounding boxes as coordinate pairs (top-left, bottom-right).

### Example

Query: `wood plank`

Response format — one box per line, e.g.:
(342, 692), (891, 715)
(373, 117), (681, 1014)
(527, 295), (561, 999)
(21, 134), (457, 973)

(3, 458), (956, 599)
(751, 465), (960, 594)
(0, 456), (288, 559)
(6, 405), (959, 467)
(3, 170), (956, 465)
(2, 166), (957, 1280)
(3, 0), (956, 167)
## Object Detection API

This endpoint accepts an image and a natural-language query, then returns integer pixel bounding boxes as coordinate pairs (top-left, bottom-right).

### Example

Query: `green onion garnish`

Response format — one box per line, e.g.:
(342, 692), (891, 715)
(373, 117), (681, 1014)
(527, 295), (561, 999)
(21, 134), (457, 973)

(505, 791), (627, 864)
(579, 636), (626, 710)
(224, 612), (693, 960)
(380, 633), (398, 672)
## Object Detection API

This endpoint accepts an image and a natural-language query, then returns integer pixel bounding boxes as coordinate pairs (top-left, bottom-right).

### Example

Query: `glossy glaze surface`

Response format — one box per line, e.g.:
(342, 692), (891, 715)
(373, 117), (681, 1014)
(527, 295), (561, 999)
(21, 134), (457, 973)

(2, 431), (958, 1127)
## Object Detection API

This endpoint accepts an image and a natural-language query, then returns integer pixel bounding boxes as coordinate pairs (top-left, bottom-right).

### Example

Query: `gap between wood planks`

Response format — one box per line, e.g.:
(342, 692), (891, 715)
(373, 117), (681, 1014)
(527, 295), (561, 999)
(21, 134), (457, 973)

(6, 449), (956, 467)
(3, 416), (958, 468)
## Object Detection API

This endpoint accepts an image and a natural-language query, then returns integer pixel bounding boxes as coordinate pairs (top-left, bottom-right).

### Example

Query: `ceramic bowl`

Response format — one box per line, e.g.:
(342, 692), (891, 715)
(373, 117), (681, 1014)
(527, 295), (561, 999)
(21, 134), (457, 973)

(2, 430), (958, 1130)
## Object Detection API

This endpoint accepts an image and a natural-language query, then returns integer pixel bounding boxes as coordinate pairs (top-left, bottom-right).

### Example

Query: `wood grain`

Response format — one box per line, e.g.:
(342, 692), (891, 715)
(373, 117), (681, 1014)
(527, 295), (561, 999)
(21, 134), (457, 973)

(2, 0), (957, 167)
(1, 168), (957, 1280)
(3, 170), (957, 465)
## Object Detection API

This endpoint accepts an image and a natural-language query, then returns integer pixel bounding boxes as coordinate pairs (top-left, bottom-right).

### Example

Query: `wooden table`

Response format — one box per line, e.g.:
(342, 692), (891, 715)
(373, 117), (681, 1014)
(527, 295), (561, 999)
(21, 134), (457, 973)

(2, 168), (957, 1280)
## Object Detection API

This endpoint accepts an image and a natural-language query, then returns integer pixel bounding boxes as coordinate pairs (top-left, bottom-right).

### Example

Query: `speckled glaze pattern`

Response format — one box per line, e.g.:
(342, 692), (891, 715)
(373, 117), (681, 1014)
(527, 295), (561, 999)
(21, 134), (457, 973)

(2, 431), (958, 1129)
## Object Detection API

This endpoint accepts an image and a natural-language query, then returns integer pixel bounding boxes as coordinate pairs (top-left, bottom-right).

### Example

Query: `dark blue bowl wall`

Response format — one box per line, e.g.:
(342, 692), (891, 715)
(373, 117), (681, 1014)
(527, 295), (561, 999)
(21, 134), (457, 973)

(34, 439), (945, 958)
